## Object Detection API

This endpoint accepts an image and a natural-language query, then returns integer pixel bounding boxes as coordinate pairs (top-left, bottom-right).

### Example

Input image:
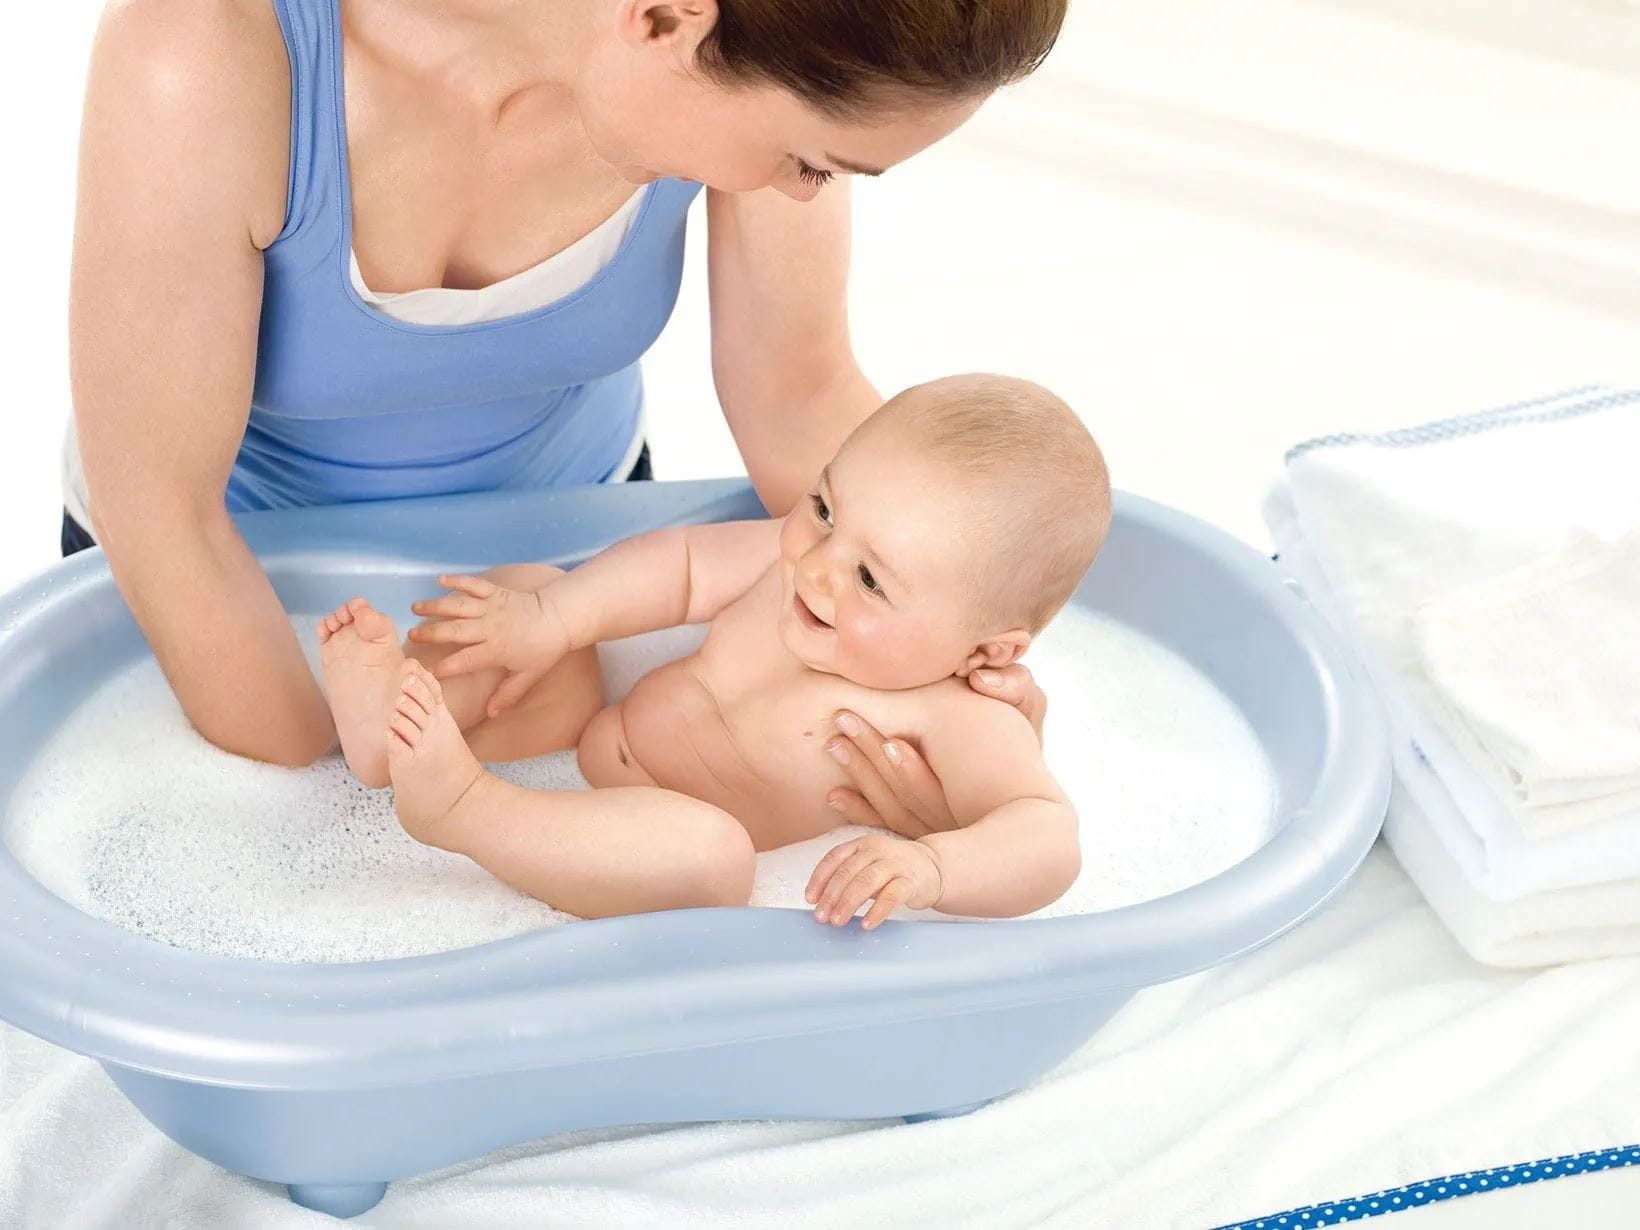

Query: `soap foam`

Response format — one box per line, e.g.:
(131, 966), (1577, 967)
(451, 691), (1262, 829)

(4, 607), (1271, 961)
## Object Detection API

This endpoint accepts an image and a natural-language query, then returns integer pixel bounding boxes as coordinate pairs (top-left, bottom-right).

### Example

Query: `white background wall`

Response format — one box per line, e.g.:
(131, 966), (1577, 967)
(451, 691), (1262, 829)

(2, 0), (1637, 593)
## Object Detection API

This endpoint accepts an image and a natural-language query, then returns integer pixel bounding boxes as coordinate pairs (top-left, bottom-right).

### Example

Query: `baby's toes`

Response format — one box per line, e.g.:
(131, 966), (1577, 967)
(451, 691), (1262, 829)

(398, 665), (436, 711)
(388, 709), (422, 749)
(410, 659), (446, 706)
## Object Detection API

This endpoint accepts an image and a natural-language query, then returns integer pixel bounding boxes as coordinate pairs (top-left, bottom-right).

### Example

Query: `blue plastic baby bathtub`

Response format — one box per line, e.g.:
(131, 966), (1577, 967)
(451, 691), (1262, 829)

(0, 480), (1388, 1218)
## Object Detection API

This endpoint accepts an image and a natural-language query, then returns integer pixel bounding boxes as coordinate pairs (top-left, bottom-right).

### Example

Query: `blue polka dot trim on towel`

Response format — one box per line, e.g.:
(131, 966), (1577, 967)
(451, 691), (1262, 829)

(1214, 1144), (1640, 1228)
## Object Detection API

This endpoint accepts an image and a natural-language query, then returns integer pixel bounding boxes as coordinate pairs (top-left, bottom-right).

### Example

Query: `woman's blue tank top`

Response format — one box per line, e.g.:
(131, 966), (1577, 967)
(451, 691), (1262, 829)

(242, 0), (703, 512)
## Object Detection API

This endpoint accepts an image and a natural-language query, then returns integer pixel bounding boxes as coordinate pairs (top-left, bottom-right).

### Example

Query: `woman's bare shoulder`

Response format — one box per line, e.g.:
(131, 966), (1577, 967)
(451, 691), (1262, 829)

(86, 0), (292, 248)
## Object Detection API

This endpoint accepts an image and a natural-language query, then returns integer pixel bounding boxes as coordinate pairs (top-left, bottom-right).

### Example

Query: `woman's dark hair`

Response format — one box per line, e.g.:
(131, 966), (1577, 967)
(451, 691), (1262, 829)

(695, 0), (1066, 117)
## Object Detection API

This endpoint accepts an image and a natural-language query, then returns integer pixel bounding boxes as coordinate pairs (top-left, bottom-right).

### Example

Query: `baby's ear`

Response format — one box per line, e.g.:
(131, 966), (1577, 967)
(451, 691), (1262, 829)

(964, 629), (1032, 674)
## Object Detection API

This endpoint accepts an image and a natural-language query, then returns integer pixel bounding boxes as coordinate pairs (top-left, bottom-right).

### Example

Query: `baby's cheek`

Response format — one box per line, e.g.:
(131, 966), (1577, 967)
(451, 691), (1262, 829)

(776, 511), (805, 563)
(841, 608), (913, 678)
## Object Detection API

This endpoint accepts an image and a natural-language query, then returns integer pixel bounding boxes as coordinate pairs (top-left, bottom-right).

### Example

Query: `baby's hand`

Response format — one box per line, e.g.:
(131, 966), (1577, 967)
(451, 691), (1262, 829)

(804, 835), (945, 930)
(407, 574), (569, 681)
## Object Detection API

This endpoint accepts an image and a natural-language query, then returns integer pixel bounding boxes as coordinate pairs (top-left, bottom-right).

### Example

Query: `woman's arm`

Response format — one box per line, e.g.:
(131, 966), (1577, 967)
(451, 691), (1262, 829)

(706, 182), (882, 516)
(71, 0), (334, 766)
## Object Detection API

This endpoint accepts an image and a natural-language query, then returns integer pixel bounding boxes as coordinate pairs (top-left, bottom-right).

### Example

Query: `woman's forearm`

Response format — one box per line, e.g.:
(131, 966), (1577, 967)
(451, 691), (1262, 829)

(722, 364), (882, 517)
(99, 507), (336, 767)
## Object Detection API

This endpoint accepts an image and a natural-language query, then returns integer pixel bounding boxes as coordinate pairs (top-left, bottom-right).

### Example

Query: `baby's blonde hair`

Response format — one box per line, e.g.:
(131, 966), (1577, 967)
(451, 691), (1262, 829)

(873, 373), (1111, 635)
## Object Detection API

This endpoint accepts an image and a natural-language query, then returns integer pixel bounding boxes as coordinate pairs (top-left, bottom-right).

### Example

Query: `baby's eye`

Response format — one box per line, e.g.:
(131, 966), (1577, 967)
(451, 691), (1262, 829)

(858, 563), (880, 594)
(810, 493), (832, 525)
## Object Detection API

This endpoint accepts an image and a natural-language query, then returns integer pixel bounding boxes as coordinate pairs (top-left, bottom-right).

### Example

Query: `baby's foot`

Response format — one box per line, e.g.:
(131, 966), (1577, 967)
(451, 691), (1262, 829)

(317, 597), (403, 788)
(387, 658), (494, 849)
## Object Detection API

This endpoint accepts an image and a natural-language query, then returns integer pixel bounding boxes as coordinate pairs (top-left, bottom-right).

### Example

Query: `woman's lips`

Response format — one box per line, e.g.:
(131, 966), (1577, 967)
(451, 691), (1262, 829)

(794, 591), (834, 632)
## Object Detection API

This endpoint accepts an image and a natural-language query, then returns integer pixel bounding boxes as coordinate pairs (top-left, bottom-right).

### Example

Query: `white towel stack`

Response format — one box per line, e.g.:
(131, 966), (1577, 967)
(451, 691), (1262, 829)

(1264, 387), (1640, 967)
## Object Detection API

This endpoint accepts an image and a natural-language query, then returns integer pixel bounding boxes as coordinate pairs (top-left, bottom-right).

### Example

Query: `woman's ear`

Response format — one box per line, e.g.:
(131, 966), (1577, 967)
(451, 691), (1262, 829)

(962, 629), (1032, 676)
(613, 0), (719, 48)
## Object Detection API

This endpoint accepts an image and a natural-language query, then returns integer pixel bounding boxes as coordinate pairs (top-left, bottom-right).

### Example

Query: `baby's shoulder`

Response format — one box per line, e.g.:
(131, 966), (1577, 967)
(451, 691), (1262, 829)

(891, 676), (1036, 745)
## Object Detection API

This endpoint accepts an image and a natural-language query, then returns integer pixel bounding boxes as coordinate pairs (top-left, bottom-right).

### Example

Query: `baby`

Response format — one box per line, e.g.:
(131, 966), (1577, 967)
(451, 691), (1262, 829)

(316, 374), (1111, 929)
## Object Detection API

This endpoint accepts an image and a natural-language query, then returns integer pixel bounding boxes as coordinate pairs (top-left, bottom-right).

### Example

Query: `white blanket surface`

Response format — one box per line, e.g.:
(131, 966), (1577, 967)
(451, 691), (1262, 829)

(4, 846), (1638, 1229)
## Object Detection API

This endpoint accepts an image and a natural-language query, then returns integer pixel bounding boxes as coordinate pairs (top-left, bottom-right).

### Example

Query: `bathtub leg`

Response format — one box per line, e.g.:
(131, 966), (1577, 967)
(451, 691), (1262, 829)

(903, 1097), (994, 1124)
(287, 1182), (389, 1218)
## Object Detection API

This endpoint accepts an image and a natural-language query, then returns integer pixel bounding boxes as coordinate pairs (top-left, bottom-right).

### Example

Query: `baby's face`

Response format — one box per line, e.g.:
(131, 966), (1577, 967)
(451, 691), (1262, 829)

(776, 430), (1004, 689)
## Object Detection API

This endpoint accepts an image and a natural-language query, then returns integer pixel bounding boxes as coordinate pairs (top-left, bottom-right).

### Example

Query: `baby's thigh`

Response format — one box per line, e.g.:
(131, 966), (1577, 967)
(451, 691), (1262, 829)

(464, 643), (604, 763)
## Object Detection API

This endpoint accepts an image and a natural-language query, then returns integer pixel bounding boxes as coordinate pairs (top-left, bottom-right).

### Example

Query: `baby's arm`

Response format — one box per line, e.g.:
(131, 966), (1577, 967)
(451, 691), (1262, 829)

(541, 518), (783, 650)
(805, 698), (1077, 926)
(415, 519), (783, 675)
(911, 697), (1080, 917)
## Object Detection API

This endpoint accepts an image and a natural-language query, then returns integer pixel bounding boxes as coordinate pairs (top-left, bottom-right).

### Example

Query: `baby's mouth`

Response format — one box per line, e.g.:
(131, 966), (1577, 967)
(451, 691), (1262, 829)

(794, 591), (834, 632)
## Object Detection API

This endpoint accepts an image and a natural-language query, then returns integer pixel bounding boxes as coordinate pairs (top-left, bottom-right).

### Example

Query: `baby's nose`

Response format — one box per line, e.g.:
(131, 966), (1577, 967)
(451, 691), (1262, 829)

(802, 556), (835, 596)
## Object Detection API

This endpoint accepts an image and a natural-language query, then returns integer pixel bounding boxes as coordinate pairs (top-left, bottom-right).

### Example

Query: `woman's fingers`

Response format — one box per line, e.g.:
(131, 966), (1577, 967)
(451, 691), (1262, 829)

(831, 710), (958, 835)
(968, 664), (1048, 742)
(826, 730), (920, 836)
(824, 788), (892, 831)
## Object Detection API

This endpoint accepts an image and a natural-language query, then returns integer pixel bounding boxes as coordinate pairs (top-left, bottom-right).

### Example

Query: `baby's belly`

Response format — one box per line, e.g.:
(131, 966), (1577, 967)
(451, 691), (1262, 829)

(576, 703), (657, 789)
(596, 661), (837, 850)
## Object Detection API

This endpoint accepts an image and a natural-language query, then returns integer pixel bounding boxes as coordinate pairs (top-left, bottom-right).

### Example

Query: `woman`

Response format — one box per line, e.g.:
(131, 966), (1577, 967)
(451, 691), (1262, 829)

(64, 0), (1053, 835)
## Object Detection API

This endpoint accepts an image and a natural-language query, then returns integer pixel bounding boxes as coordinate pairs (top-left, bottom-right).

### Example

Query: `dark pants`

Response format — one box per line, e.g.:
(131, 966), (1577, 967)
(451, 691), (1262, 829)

(60, 442), (653, 559)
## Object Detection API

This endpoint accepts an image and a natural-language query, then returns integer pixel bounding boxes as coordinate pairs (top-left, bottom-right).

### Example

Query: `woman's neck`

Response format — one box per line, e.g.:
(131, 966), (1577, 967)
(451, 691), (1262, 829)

(356, 0), (599, 121)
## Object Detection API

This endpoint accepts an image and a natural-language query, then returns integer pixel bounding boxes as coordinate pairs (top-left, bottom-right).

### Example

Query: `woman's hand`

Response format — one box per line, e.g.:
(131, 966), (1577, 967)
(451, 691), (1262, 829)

(407, 574), (570, 717)
(804, 834), (945, 930)
(823, 665), (1047, 834)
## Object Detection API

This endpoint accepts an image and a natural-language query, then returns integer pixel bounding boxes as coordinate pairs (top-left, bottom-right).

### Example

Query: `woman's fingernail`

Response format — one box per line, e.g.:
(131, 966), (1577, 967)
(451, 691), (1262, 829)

(827, 740), (850, 765)
(827, 796), (846, 810)
(978, 671), (1001, 687)
(883, 742), (902, 766)
(834, 712), (860, 736)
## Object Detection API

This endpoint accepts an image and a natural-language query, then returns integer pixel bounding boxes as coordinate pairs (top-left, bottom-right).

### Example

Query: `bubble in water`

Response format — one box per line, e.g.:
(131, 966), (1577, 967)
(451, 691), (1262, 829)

(5, 608), (1271, 961)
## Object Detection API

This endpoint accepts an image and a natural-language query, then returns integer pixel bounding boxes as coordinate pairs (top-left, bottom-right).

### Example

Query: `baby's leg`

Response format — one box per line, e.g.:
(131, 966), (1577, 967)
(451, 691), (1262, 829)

(387, 659), (755, 918)
(318, 562), (601, 788)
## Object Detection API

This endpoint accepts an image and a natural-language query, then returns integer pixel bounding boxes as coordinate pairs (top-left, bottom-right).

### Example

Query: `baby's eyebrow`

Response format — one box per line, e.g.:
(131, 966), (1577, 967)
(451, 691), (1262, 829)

(819, 466), (908, 595)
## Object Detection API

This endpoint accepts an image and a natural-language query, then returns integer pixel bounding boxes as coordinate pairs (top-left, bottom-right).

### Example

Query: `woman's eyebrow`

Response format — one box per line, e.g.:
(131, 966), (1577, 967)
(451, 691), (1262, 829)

(823, 153), (885, 177)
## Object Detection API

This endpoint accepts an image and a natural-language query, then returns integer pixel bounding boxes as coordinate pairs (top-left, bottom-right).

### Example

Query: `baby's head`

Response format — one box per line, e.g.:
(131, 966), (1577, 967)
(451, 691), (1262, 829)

(778, 373), (1111, 689)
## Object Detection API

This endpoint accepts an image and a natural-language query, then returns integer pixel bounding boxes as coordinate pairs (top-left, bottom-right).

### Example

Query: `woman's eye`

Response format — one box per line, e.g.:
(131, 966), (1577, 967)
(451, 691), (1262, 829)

(796, 160), (834, 188)
(810, 493), (832, 525)
(858, 564), (880, 594)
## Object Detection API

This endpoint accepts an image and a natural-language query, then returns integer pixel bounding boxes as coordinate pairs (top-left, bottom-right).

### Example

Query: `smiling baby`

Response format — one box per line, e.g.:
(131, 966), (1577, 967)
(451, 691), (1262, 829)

(317, 374), (1110, 928)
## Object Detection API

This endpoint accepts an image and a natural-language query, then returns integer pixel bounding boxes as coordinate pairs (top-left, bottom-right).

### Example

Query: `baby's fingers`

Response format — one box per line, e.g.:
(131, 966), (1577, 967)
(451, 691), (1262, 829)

(411, 593), (486, 620)
(860, 877), (912, 931)
(428, 646), (492, 679)
(828, 865), (892, 927)
(804, 839), (861, 905)
(435, 574), (498, 599)
(407, 618), (486, 646)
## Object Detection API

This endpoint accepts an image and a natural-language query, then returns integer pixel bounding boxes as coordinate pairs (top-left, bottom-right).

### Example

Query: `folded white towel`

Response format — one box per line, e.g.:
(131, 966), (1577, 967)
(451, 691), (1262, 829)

(1383, 776), (1640, 968)
(1412, 529), (1640, 813)
(1267, 485), (1640, 903)
(1282, 387), (1640, 840)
